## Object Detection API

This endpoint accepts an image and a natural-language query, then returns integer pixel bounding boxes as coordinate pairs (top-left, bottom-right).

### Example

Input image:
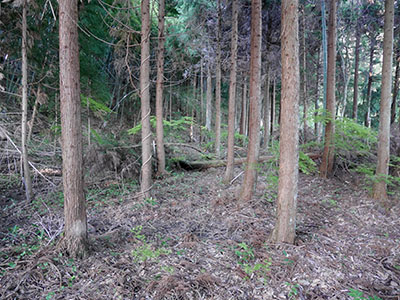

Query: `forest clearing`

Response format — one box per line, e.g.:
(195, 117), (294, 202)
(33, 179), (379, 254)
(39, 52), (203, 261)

(1, 0), (400, 299)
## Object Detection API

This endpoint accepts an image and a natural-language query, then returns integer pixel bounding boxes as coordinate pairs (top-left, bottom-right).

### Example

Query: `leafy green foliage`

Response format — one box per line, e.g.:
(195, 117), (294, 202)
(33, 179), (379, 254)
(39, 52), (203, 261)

(348, 288), (382, 300)
(81, 95), (113, 117)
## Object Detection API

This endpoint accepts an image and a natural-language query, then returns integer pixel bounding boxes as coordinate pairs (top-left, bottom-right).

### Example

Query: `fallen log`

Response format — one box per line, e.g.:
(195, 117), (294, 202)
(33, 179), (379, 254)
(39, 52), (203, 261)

(175, 152), (322, 171)
(175, 155), (273, 170)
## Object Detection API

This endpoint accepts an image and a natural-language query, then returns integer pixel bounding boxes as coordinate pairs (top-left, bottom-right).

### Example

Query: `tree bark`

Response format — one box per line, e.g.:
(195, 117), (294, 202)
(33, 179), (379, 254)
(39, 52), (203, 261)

(263, 69), (271, 147)
(352, 23), (361, 121)
(365, 38), (375, 128)
(373, 0), (394, 202)
(315, 48), (321, 139)
(302, 8), (307, 143)
(155, 0), (166, 176)
(271, 0), (299, 244)
(215, 0), (222, 158)
(223, 0), (239, 184)
(206, 64), (212, 131)
(59, 0), (88, 257)
(390, 47), (400, 124)
(21, 0), (32, 202)
(239, 0), (262, 202)
(140, 0), (152, 198)
(320, 0), (337, 178)
(239, 80), (247, 136)
(271, 77), (276, 137)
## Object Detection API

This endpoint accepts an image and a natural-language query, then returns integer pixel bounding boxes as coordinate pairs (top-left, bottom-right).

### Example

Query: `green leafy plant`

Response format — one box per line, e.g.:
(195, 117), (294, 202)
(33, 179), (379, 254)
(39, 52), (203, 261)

(348, 288), (382, 300)
(286, 282), (300, 299)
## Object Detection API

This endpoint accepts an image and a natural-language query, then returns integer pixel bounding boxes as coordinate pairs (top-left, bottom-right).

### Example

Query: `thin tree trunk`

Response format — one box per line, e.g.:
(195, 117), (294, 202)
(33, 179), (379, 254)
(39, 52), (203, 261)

(155, 0), (166, 176)
(271, 77), (276, 137)
(239, 0), (262, 202)
(200, 57), (204, 125)
(315, 48), (321, 139)
(352, 24), (361, 121)
(206, 65), (212, 131)
(59, 0), (88, 257)
(373, 0), (394, 202)
(302, 8), (307, 143)
(391, 47), (400, 124)
(27, 85), (41, 143)
(320, 0), (337, 178)
(263, 69), (271, 147)
(21, 0), (32, 202)
(321, 0), (328, 112)
(140, 0), (152, 198)
(271, 0), (299, 244)
(365, 38), (375, 128)
(215, 0), (222, 158)
(239, 80), (247, 136)
(223, 0), (239, 184)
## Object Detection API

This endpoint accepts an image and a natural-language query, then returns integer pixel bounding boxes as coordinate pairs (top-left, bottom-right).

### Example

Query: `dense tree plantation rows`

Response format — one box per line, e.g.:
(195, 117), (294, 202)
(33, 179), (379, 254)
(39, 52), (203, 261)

(0, 0), (400, 299)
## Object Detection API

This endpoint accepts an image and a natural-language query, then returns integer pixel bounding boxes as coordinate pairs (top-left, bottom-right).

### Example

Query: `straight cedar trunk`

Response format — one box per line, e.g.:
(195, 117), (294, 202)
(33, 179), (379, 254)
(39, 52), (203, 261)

(21, 0), (32, 201)
(206, 65), (212, 131)
(373, 0), (394, 202)
(239, 81), (247, 136)
(271, 0), (299, 244)
(140, 0), (152, 198)
(314, 48), (321, 139)
(352, 24), (361, 121)
(155, 0), (166, 176)
(320, 0), (337, 178)
(365, 38), (376, 128)
(223, 0), (239, 184)
(302, 8), (307, 143)
(271, 77), (276, 137)
(215, 0), (222, 158)
(263, 69), (271, 147)
(390, 47), (400, 124)
(59, 0), (88, 257)
(200, 58), (204, 126)
(239, 0), (261, 202)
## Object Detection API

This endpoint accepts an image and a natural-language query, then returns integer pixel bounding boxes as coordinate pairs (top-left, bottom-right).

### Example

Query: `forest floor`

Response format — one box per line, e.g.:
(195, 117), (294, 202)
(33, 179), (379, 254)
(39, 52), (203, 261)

(1, 146), (400, 300)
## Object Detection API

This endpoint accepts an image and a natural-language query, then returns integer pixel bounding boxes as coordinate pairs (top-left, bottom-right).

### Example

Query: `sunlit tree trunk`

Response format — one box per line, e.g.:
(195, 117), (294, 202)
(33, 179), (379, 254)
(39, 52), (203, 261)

(21, 0), (32, 201)
(271, 0), (299, 244)
(352, 24), (361, 121)
(365, 38), (375, 128)
(390, 47), (399, 124)
(315, 48), (321, 139)
(271, 77), (276, 137)
(140, 0), (152, 198)
(263, 69), (271, 148)
(239, 0), (261, 202)
(223, 0), (239, 184)
(59, 0), (88, 257)
(206, 64), (212, 131)
(239, 80), (247, 136)
(215, 0), (222, 158)
(155, 0), (166, 176)
(200, 57), (204, 126)
(373, 0), (394, 202)
(320, 0), (336, 178)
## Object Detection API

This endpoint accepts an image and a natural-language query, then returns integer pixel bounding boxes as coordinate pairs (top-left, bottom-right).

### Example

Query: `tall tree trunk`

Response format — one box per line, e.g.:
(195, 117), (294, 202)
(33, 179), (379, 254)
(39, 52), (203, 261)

(302, 7), (307, 143)
(365, 38), (375, 128)
(206, 65), (212, 131)
(391, 47), (400, 124)
(315, 48), (321, 139)
(140, 0), (152, 198)
(321, 0), (328, 112)
(271, 77), (276, 137)
(271, 0), (299, 244)
(155, 0), (166, 176)
(263, 69), (271, 147)
(239, 0), (262, 202)
(215, 0), (222, 158)
(320, 0), (337, 178)
(239, 80), (247, 136)
(59, 0), (88, 257)
(352, 23), (361, 121)
(223, 0), (239, 184)
(200, 57), (204, 126)
(373, 0), (394, 202)
(21, 0), (32, 202)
